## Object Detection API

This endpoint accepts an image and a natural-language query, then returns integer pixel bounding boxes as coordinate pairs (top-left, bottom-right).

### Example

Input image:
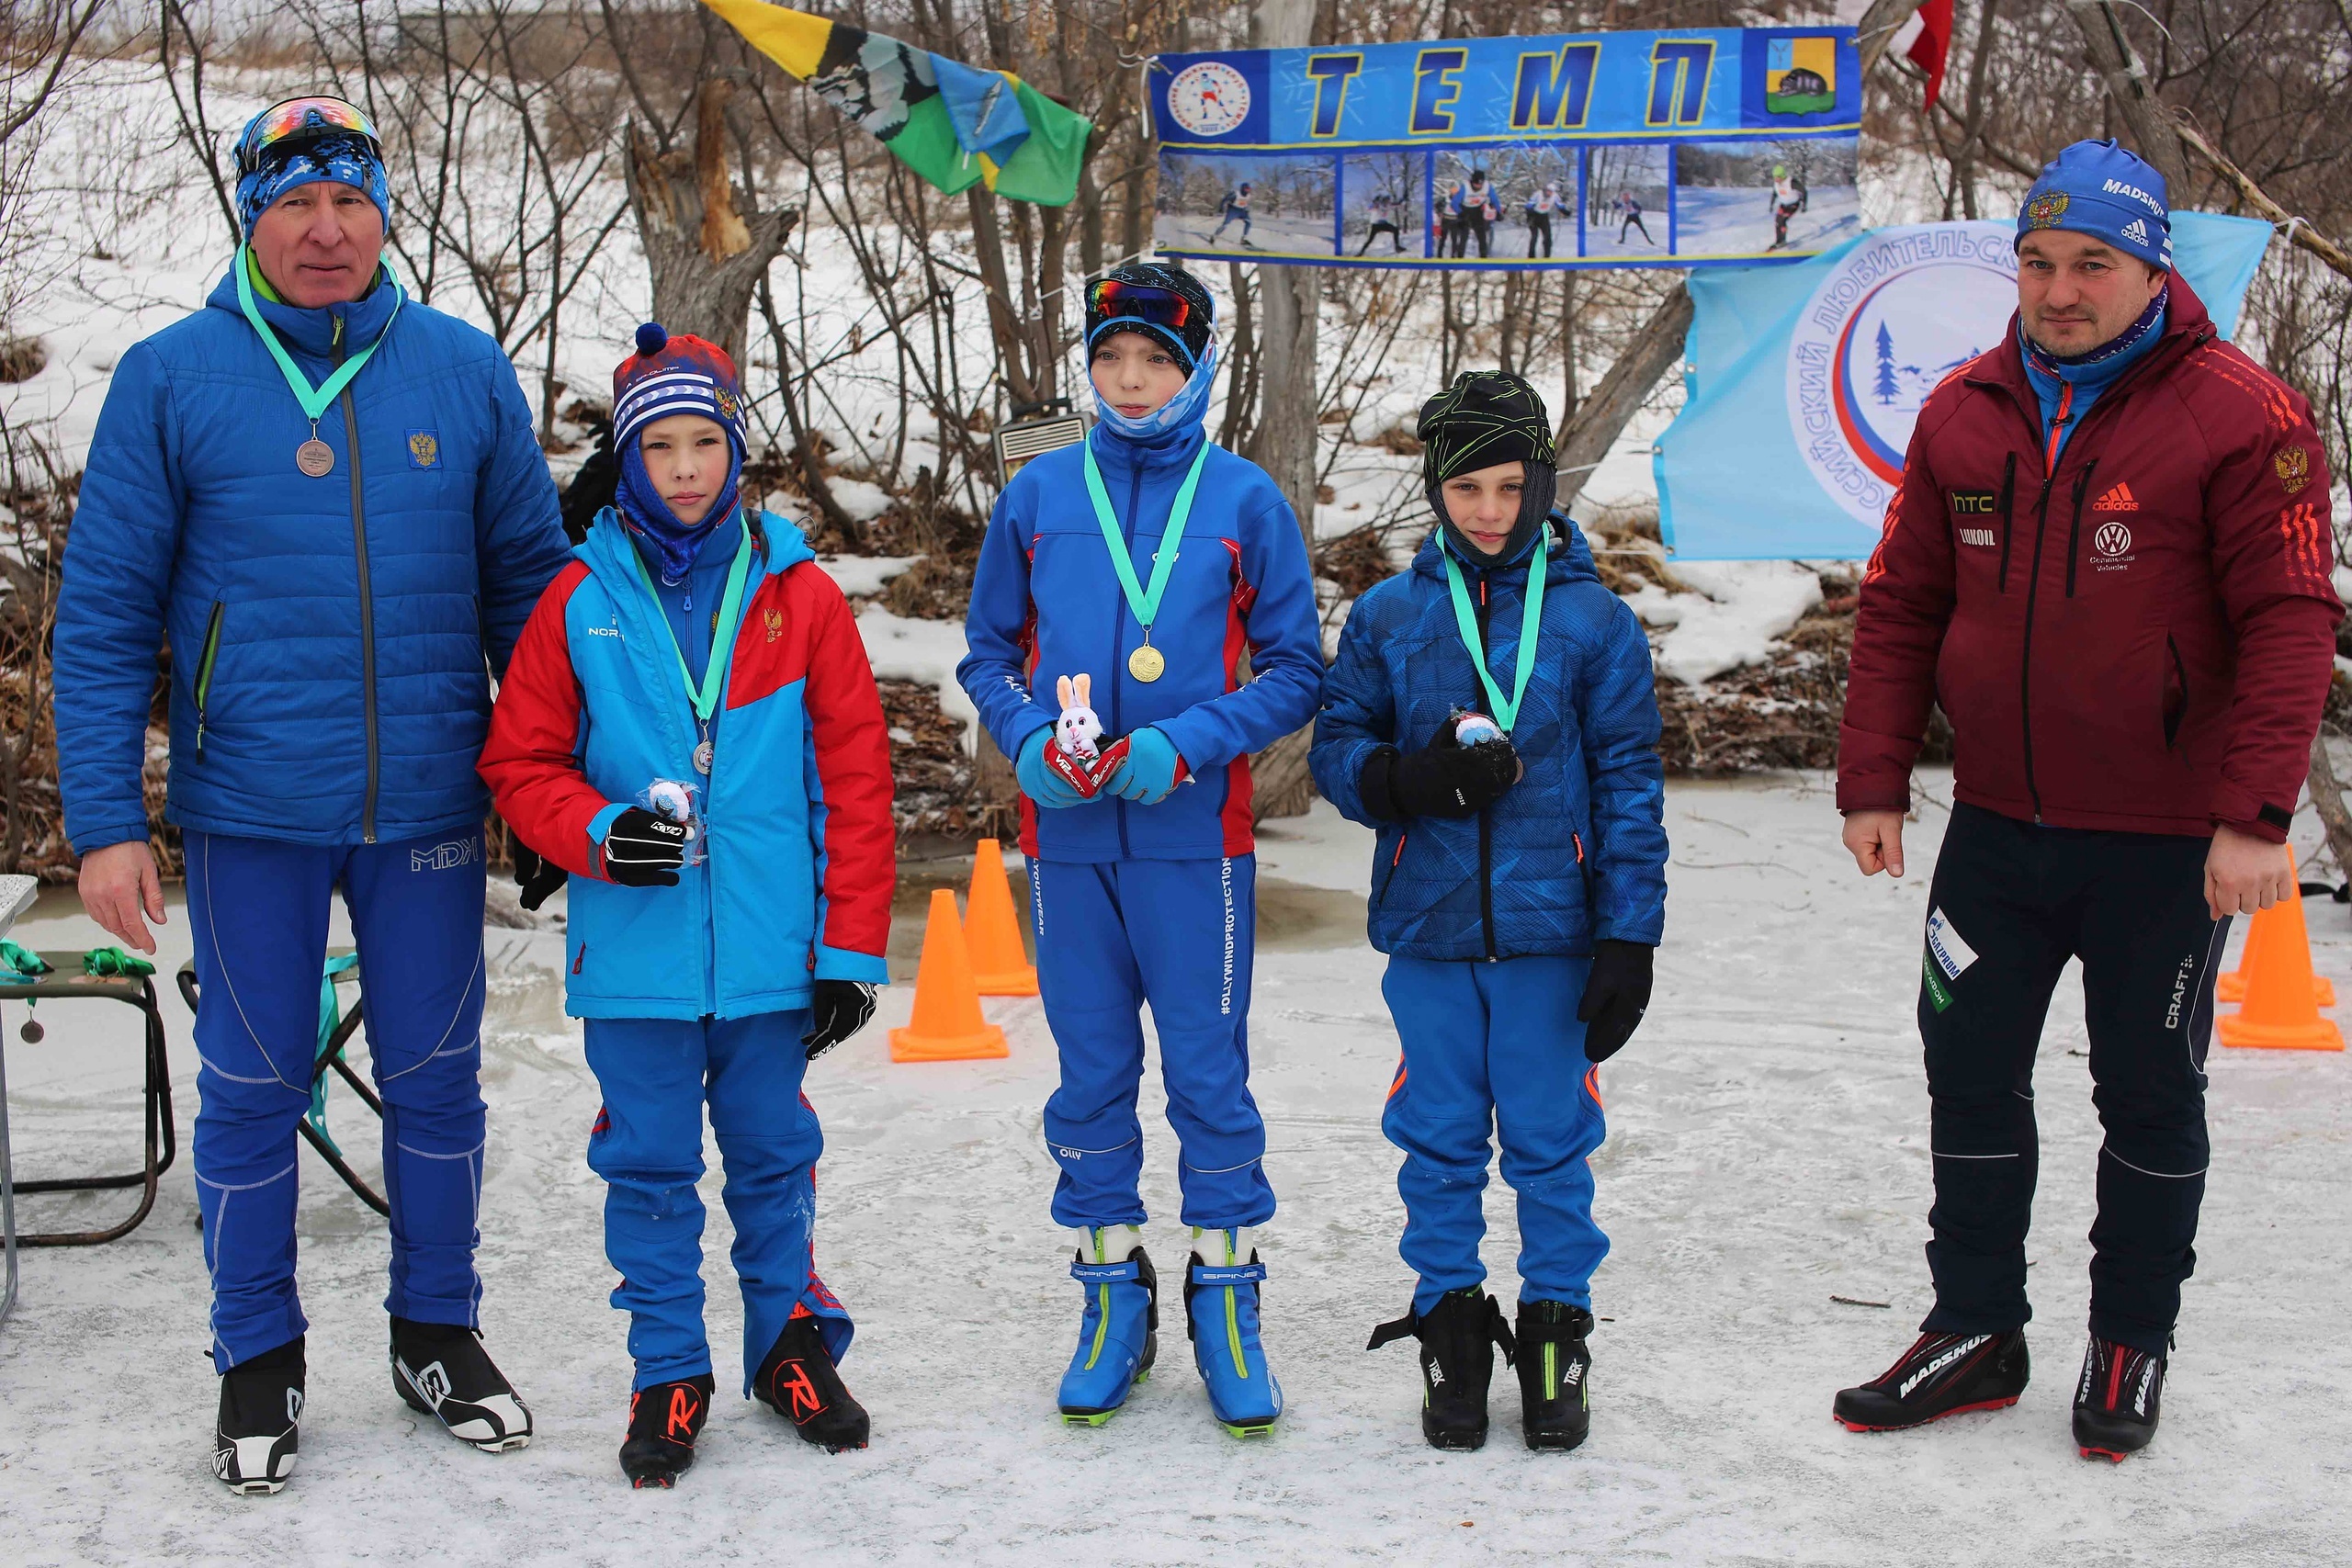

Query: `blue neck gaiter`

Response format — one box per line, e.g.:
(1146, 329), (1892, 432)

(614, 434), (744, 585)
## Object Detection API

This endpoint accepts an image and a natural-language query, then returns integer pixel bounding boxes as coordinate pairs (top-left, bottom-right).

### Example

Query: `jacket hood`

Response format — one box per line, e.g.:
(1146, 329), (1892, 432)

(1409, 512), (1598, 589)
(206, 256), (401, 363)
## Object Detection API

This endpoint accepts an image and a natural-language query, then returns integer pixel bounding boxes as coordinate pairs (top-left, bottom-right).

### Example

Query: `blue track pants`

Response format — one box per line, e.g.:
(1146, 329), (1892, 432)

(1380, 954), (1609, 1314)
(188, 828), (489, 1371)
(583, 1011), (851, 1393)
(1032, 854), (1274, 1230)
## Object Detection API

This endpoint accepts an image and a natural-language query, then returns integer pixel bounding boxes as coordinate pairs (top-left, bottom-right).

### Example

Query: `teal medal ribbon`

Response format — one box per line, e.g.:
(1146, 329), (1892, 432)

(1439, 529), (1548, 735)
(628, 520), (755, 774)
(1080, 439), (1212, 682)
(233, 246), (405, 477)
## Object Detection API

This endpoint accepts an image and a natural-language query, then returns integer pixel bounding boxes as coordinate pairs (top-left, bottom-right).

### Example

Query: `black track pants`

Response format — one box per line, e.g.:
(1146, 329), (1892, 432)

(1916, 804), (2229, 1356)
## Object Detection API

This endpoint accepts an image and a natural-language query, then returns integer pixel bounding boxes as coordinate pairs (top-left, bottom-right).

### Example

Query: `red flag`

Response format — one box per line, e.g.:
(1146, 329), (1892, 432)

(1907, 0), (1956, 111)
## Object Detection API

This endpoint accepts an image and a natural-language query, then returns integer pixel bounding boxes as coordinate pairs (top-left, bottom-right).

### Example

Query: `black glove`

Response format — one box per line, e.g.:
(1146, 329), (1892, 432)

(803, 979), (877, 1060)
(512, 843), (568, 911)
(1363, 716), (1521, 820)
(1577, 940), (1655, 1063)
(601, 807), (688, 887)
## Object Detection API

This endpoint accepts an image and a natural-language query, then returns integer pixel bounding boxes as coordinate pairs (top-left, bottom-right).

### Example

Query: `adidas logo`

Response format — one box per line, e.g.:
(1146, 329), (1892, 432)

(2091, 482), (2139, 513)
(2120, 218), (2149, 244)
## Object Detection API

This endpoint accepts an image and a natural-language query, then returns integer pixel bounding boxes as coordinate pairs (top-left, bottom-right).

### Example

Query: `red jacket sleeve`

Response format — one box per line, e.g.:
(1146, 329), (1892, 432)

(790, 565), (897, 967)
(2191, 349), (2344, 841)
(1838, 400), (1960, 815)
(479, 562), (614, 879)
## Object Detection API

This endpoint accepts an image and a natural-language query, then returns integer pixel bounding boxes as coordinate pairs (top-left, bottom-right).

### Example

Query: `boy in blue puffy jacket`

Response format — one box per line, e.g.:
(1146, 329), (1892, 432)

(481, 325), (894, 1488)
(956, 264), (1324, 1435)
(1309, 372), (1667, 1453)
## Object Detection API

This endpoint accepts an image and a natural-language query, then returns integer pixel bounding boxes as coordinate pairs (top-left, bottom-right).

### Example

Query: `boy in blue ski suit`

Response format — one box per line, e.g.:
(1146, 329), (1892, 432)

(1310, 372), (1667, 1452)
(956, 264), (1324, 1434)
(481, 324), (894, 1487)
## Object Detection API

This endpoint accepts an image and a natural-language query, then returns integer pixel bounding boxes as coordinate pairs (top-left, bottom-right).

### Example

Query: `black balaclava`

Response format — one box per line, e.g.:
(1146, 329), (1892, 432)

(1418, 370), (1559, 566)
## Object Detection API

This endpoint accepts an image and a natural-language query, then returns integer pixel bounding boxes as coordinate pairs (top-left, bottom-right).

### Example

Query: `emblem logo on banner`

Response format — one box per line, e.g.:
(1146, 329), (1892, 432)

(1784, 225), (2018, 526)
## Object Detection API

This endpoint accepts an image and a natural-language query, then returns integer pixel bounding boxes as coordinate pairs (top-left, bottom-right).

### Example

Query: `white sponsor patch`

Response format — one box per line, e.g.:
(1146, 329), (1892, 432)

(1926, 908), (1978, 981)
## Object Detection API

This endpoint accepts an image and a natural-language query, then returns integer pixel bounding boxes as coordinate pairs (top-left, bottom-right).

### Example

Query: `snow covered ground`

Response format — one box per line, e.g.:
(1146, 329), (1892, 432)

(1674, 184), (1863, 259)
(5, 773), (2348, 1565)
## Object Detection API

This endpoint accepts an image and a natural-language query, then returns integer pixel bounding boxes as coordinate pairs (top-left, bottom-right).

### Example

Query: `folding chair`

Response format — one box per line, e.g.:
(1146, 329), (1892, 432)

(176, 950), (390, 1218)
(0, 940), (176, 1251)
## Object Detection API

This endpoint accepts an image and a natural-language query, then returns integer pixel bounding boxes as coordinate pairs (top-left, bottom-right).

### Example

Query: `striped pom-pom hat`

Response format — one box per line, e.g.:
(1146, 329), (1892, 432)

(612, 322), (748, 454)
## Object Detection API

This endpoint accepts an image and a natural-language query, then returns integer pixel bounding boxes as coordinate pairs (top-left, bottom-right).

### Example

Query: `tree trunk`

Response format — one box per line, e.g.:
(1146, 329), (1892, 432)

(2311, 729), (2352, 883)
(1555, 283), (1693, 512)
(2067, 0), (2190, 195)
(625, 80), (797, 367)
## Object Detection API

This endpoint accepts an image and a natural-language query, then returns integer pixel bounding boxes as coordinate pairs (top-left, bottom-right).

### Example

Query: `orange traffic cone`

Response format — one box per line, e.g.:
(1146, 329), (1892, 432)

(2218, 874), (2335, 1005)
(889, 889), (1009, 1063)
(964, 839), (1038, 997)
(2217, 871), (2343, 1052)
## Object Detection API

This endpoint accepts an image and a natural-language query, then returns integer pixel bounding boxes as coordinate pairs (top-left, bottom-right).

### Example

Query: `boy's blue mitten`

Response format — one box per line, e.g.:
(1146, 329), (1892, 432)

(1017, 727), (1092, 809)
(1105, 728), (1186, 805)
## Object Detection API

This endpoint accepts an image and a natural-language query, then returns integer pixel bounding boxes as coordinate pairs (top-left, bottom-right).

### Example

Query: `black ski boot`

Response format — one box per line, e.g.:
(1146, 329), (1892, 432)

(391, 1317), (533, 1451)
(753, 1312), (870, 1452)
(1514, 1301), (1593, 1451)
(214, 1336), (305, 1495)
(1369, 1287), (1515, 1450)
(620, 1374), (715, 1488)
(1833, 1329), (2029, 1432)
(2073, 1336), (2165, 1461)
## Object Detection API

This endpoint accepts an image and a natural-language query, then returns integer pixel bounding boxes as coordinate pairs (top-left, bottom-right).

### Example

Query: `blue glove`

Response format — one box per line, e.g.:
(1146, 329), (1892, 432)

(1106, 727), (1185, 805)
(1016, 727), (1091, 809)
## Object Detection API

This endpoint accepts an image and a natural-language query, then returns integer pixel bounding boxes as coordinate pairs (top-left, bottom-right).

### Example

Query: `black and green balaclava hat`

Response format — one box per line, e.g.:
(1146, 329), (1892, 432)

(1418, 370), (1559, 566)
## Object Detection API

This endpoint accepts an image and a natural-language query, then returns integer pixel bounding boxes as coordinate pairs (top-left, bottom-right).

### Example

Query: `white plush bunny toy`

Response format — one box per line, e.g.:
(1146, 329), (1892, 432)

(1056, 673), (1103, 762)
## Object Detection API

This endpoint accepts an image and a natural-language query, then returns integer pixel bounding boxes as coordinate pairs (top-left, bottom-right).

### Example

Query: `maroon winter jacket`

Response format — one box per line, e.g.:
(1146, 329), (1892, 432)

(1838, 276), (2341, 842)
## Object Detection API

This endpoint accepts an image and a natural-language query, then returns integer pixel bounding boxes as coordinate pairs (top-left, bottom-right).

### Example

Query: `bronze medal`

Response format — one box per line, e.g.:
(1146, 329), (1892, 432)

(1128, 643), (1166, 682)
(296, 438), (335, 478)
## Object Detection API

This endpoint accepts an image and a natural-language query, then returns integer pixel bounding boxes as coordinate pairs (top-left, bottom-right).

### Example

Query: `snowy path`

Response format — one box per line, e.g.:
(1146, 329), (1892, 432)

(3, 776), (2347, 1564)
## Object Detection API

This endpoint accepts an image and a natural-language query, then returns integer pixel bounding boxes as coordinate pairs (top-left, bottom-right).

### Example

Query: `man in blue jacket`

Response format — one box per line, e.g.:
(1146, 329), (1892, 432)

(1311, 371), (1667, 1453)
(50, 98), (569, 1492)
(957, 265), (1324, 1436)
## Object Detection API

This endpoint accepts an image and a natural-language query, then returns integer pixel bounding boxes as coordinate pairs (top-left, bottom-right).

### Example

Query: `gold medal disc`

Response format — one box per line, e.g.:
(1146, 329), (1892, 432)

(296, 438), (335, 478)
(1128, 643), (1167, 682)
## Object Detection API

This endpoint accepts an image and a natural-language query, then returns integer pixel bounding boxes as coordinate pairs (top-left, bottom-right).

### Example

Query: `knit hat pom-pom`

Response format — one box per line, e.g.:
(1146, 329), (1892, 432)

(634, 321), (669, 357)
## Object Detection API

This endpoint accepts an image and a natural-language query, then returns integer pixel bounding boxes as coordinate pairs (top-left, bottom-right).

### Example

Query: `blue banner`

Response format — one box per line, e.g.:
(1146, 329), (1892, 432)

(1150, 28), (1860, 269)
(1653, 214), (2278, 559)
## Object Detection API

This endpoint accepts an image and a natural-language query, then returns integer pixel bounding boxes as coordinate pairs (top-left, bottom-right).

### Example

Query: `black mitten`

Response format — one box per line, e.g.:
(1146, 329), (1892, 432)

(1363, 716), (1521, 820)
(803, 979), (878, 1060)
(1577, 940), (1655, 1063)
(602, 807), (687, 887)
(513, 843), (568, 911)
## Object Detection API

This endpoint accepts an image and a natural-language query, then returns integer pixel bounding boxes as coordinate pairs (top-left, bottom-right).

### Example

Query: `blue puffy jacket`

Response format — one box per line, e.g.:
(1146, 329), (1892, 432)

(957, 420), (1325, 863)
(1309, 519), (1668, 959)
(52, 262), (570, 852)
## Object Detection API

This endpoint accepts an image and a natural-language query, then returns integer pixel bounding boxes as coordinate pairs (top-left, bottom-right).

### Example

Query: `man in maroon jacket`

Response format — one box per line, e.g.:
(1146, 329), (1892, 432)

(1829, 141), (2341, 1460)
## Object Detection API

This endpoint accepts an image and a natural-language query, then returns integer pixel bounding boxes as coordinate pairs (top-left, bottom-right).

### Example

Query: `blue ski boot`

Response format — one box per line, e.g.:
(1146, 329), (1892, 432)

(1184, 1226), (1282, 1438)
(1058, 1225), (1158, 1427)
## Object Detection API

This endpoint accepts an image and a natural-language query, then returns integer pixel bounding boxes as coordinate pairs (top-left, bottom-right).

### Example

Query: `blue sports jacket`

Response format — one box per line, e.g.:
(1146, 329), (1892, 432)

(958, 419), (1325, 863)
(53, 262), (570, 852)
(479, 512), (895, 1020)
(1309, 519), (1668, 959)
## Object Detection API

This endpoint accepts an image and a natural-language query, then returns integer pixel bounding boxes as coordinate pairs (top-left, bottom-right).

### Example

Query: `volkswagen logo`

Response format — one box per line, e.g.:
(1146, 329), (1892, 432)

(2094, 522), (2133, 558)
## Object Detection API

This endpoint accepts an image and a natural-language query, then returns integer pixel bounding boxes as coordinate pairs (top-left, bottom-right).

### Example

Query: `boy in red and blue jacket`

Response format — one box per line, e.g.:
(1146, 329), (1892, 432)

(956, 265), (1324, 1435)
(481, 325), (893, 1488)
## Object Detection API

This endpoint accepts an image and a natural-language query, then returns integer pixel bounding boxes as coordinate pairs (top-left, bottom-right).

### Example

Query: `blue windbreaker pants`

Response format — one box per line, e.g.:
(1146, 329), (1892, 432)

(187, 828), (489, 1371)
(1033, 854), (1274, 1231)
(1381, 954), (1609, 1314)
(583, 1011), (851, 1393)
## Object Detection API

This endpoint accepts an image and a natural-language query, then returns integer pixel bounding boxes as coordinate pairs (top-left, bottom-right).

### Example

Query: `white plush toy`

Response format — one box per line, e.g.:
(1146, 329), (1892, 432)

(1056, 673), (1103, 762)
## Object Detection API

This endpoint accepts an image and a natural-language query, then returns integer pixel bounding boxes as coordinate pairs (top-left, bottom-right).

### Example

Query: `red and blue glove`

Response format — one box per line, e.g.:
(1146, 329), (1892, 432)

(1105, 727), (1188, 805)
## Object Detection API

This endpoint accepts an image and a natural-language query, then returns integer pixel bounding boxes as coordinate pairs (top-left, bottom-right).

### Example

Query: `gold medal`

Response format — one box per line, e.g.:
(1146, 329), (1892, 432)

(296, 438), (334, 477)
(1128, 642), (1166, 682)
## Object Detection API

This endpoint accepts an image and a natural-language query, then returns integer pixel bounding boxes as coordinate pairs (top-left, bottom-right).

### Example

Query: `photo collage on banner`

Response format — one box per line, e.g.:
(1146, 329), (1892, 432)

(1150, 28), (1861, 271)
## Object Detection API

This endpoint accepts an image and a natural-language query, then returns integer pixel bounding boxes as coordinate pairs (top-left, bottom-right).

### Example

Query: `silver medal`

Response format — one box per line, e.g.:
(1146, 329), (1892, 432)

(693, 739), (714, 775)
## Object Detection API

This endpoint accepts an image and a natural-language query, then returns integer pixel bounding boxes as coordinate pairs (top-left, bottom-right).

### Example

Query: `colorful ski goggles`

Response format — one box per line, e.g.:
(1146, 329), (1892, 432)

(1086, 279), (1194, 334)
(235, 96), (382, 178)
